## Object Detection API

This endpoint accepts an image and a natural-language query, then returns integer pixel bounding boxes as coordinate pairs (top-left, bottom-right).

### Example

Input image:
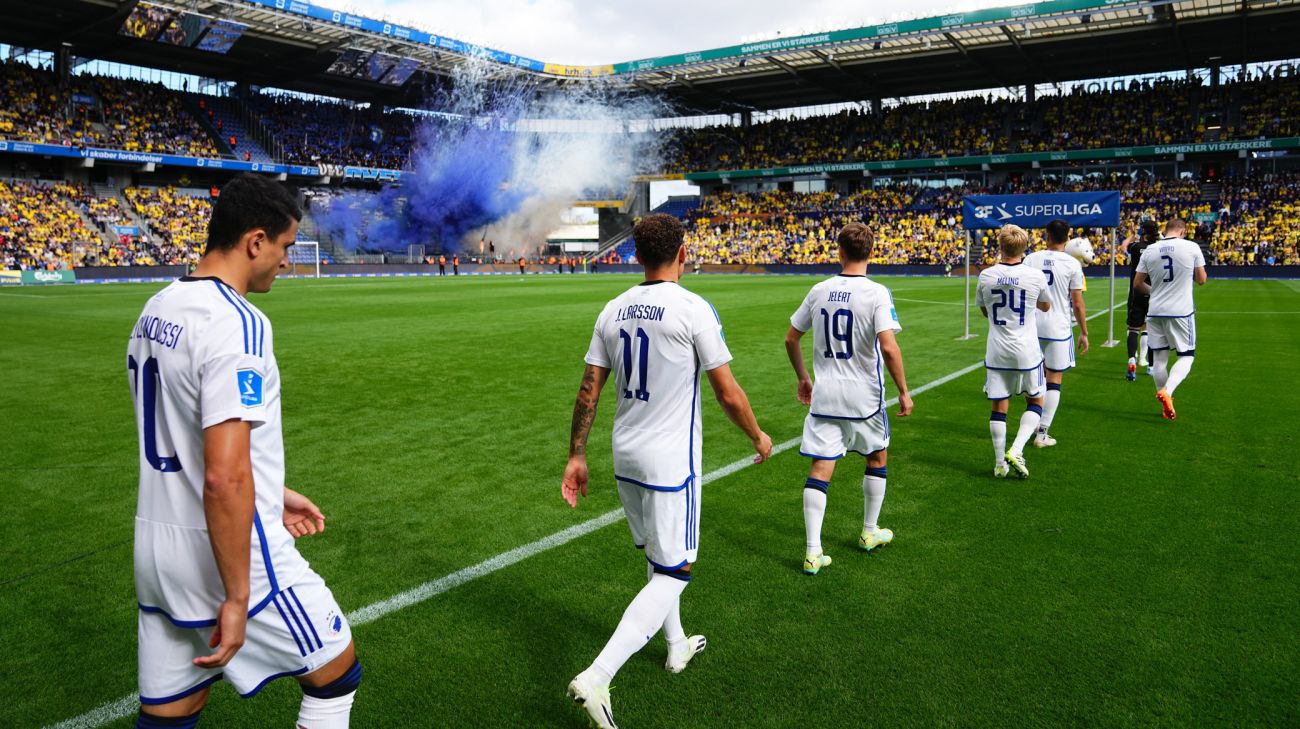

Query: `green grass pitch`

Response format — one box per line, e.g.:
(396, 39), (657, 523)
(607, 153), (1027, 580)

(1, 274), (1297, 728)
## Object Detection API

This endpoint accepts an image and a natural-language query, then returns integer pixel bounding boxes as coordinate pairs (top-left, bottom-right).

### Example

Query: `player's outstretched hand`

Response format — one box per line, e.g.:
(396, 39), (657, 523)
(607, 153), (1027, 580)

(796, 378), (813, 406)
(193, 598), (247, 669)
(1077, 334), (1090, 355)
(897, 392), (914, 417)
(561, 456), (589, 509)
(283, 487), (325, 538)
(752, 431), (773, 464)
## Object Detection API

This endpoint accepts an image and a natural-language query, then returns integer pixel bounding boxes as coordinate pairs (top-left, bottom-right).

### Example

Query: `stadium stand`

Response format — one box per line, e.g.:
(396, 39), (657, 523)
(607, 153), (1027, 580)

(661, 75), (1299, 173)
(0, 60), (219, 158)
(122, 186), (212, 266)
(245, 94), (416, 168)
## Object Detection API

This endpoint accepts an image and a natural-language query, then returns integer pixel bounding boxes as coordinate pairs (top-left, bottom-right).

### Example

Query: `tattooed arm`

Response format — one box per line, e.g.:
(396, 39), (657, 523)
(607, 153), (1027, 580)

(562, 364), (610, 508)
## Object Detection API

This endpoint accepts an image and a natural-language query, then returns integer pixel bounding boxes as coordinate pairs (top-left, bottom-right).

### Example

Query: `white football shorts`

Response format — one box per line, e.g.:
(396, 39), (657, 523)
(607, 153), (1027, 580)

(799, 411), (890, 460)
(1146, 315), (1196, 355)
(618, 476), (700, 571)
(1039, 337), (1076, 372)
(984, 363), (1046, 400)
(138, 568), (352, 705)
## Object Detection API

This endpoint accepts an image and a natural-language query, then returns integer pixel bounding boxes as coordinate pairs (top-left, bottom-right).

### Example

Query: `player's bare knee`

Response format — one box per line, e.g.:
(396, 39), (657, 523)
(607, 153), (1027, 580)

(866, 449), (887, 469)
(808, 459), (836, 481)
(137, 685), (209, 728)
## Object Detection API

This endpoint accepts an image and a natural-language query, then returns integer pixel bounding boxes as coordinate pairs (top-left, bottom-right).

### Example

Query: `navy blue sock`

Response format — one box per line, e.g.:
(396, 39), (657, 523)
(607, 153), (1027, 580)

(303, 659), (363, 700)
(136, 711), (201, 729)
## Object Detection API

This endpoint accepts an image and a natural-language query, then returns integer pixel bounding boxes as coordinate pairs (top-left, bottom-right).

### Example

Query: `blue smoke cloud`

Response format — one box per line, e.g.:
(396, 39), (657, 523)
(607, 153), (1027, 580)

(312, 65), (668, 256)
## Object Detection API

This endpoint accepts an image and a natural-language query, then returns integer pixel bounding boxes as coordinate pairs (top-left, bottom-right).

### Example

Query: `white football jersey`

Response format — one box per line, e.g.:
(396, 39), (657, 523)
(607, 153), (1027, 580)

(1023, 249), (1084, 341)
(585, 281), (731, 490)
(1136, 237), (1205, 317)
(128, 276), (308, 626)
(790, 274), (901, 419)
(977, 262), (1051, 370)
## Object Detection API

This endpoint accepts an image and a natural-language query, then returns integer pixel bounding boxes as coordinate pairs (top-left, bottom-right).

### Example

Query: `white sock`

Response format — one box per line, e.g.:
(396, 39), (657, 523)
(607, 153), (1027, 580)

(990, 415), (1007, 465)
(1166, 355), (1194, 395)
(1139, 333), (1150, 366)
(1152, 350), (1170, 390)
(297, 692), (356, 729)
(803, 479), (828, 553)
(1039, 386), (1061, 434)
(863, 470), (886, 531)
(1011, 408), (1042, 454)
(648, 562), (686, 649)
(589, 574), (688, 685)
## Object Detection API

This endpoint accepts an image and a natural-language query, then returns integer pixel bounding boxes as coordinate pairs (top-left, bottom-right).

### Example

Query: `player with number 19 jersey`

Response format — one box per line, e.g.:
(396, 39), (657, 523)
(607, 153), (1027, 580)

(977, 263), (1051, 399)
(790, 275), (901, 423)
(584, 280), (731, 566)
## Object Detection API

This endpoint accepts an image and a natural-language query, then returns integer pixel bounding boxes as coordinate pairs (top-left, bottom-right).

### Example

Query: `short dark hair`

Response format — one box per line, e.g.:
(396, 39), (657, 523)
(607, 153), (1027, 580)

(1139, 219), (1160, 243)
(837, 222), (873, 261)
(1044, 219), (1070, 245)
(633, 214), (684, 267)
(205, 173), (302, 253)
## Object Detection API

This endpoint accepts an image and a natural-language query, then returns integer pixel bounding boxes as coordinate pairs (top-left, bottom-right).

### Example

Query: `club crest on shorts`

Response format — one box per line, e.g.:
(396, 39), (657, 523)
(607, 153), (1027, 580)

(325, 610), (344, 636)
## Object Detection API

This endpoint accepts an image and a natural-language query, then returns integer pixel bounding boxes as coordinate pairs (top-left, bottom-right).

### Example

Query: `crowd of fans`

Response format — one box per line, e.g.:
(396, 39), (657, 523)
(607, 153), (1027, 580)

(2, 61), (1296, 175)
(662, 75), (1299, 173)
(246, 95), (417, 169)
(0, 180), (100, 270)
(122, 186), (212, 266)
(0, 61), (219, 157)
(676, 174), (1300, 267)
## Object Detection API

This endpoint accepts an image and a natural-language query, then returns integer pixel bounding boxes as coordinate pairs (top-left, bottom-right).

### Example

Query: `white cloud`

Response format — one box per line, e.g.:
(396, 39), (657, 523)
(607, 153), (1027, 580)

(371, 0), (1025, 66)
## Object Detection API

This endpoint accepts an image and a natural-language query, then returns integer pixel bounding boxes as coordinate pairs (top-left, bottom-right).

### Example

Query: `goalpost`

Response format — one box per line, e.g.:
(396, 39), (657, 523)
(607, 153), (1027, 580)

(289, 241), (321, 278)
(960, 192), (1122, 346)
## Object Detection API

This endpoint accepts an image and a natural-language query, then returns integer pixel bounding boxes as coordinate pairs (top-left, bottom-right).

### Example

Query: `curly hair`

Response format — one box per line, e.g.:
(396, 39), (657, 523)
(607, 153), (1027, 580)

(633, 213), (685, 267)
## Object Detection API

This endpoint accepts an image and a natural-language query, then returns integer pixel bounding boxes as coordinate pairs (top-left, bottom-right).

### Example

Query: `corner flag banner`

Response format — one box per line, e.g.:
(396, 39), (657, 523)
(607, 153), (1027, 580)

(961, 191), (1121, 229)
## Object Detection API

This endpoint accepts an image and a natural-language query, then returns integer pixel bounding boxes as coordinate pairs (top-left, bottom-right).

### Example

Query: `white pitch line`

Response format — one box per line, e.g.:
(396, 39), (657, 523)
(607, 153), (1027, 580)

(47, 298), (1126, 729)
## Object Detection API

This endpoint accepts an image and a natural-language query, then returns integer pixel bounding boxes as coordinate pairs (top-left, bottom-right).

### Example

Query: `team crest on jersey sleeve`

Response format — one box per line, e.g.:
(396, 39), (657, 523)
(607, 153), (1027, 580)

(237, 369), (264, 407)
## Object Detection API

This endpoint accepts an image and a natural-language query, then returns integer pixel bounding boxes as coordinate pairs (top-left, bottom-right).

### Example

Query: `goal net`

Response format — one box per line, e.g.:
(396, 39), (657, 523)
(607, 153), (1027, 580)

(289, 241), (320, 278)
(406, 244), (426, 264)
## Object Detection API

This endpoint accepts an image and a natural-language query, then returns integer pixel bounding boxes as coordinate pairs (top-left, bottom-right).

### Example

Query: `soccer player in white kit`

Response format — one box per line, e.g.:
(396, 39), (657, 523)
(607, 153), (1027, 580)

(1133, 218), (1208, 419)
(1022, 219), (1088, 448)
(783, 223), (913, 576)
(127, 174), (359, 729)
(561, 213), (773, 729)
(976, 224), (1052, 479)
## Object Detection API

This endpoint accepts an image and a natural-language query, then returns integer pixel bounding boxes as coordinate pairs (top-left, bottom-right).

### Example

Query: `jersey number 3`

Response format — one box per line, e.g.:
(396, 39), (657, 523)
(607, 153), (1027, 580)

(128, 355), (183, 472)
(619, 328), (651, 402)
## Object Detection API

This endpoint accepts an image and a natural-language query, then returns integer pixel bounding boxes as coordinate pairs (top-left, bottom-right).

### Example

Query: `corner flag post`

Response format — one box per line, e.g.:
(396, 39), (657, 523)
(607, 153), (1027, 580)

(960, 229), (976, 340)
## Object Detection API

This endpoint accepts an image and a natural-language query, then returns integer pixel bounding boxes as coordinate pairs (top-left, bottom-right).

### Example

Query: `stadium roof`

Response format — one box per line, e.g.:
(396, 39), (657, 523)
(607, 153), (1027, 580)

(3, 0), (1299, 111)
